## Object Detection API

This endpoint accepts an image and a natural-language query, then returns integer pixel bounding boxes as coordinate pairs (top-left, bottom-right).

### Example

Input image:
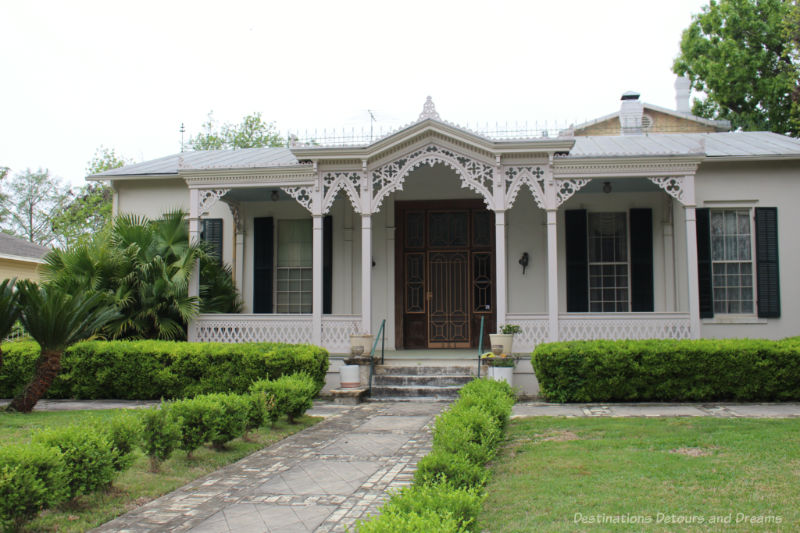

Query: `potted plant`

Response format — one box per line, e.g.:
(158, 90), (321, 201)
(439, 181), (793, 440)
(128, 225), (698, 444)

(339, 346), (363, 388)
(481, 348), (515, 386)
(489, 324), (521, 355)
(349, 333), (374, 356)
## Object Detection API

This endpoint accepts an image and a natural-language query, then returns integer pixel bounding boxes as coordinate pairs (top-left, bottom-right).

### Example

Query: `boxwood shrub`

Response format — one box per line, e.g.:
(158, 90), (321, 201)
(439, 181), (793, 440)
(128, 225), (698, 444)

(0, 443), (68, 531)
(532, 338), (800, 403)
(0, 340), (328, 400)
(32, 426), (117, 499)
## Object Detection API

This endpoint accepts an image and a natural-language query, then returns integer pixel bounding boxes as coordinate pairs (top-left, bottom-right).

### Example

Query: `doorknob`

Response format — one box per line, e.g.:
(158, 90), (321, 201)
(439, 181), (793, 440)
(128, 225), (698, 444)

(426, 291), (432, 301)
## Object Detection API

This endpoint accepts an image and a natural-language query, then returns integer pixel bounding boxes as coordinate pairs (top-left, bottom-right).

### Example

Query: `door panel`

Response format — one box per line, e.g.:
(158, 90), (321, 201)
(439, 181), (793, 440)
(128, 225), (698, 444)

(428, 251), (470, 348)
(395, 201), (495, 349)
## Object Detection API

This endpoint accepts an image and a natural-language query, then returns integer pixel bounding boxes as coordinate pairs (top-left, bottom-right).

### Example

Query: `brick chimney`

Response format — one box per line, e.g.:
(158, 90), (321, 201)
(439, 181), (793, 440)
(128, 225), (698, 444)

(619, 91), (643, 135)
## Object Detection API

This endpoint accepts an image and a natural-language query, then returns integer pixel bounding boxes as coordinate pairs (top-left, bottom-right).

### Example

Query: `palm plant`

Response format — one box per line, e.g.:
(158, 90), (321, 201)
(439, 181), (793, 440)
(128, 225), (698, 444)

(8, 281), (119, 413)
(42, 209), (239, 340)
(0, 278), (21, 373)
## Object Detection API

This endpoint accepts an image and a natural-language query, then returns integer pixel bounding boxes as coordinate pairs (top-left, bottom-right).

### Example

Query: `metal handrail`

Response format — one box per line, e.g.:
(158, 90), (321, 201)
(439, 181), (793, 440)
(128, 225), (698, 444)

(477, 316), (485, 378)
(368, 319), (386, 395)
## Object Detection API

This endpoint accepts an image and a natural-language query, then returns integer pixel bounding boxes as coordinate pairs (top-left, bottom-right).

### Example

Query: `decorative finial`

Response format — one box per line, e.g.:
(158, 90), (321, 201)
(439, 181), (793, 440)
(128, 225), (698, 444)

(418, 96), (440, 121)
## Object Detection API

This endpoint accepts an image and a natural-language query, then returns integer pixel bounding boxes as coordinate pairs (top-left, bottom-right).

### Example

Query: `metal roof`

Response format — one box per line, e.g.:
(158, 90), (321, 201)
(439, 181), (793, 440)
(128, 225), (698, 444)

(94, 146), (298, 177)
(0, 233), (50, 261)
(569, 132), (800, 159)
(92, 132), (800, 179)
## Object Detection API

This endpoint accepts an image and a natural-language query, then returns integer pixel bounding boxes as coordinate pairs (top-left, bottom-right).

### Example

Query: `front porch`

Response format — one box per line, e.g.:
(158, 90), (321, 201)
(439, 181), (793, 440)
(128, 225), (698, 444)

(184, 98), (702, 354)
(190, 312), (691, 354)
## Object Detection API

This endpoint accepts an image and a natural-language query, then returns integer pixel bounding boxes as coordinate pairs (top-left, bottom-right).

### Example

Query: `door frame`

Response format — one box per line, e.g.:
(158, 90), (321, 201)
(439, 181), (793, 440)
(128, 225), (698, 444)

(394, 199), (496, 349)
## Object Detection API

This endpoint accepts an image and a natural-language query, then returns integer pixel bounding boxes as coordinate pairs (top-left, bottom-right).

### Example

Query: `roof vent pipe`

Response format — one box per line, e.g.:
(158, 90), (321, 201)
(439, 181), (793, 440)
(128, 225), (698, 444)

(619, 91), (643, 135)
(674, 75), (691, 113)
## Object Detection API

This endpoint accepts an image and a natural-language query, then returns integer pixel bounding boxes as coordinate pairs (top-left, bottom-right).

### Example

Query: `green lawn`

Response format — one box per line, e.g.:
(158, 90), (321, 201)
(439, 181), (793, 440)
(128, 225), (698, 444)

(0, 408), (319, 532)
(479, 417), (800, 532)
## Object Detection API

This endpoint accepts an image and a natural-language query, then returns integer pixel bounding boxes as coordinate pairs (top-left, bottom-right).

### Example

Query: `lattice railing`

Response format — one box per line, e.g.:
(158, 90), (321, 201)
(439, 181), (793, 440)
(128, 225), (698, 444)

(191, 314), (363, 353)
(321, 315), (362, 354)
(558, 313), (691, 341)
(505, 314), (550, 353)
(192, 314), (313, 345)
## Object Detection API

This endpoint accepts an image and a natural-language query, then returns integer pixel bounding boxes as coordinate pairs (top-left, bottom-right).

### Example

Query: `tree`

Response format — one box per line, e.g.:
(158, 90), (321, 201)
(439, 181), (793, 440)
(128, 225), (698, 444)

(0, 167), (9, 225)
(1, 169), (70, 246)
(189, 112), (284, 150)
(8, 282), (118, 412)
(673, 0), (800, 135)
(51, 147), (131, 247)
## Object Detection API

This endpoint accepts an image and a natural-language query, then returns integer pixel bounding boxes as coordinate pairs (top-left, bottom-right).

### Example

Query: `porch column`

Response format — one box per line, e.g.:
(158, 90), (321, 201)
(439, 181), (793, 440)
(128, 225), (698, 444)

(312, 214), (323, 345)
(546, 209), (559, 342)
(684, 206), (701, 338)
(495, 211), (507, 327)
(188, 188), (201, 342)
(234, 231), (245, 296)
(361, 214), (372, 334)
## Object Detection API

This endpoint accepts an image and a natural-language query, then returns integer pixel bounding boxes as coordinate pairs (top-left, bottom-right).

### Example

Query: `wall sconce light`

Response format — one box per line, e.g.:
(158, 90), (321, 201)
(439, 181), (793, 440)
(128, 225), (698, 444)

(271, 190), (280, 201)
(602, 181), (612, 194)
(518, 252), (529, 275)
(372, 258), (376, 267)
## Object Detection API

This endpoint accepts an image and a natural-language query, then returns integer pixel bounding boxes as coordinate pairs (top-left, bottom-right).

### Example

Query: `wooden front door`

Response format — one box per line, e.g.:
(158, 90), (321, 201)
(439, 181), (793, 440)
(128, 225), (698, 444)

(395, 201), (496, 349)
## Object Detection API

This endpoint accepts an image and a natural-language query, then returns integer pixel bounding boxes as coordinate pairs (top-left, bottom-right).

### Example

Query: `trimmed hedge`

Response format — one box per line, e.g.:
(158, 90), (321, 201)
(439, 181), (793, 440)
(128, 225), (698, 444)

(0, 340), (329, 400)
(532, 338), (800, 403)
(357, 378), (515, 532)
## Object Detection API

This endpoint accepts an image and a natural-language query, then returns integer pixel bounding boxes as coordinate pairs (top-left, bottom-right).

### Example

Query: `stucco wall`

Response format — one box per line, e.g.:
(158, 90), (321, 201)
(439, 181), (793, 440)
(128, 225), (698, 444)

(694, 160), (800, 339)
(0, 258), (42, 281)
(114, 178), (234, 271)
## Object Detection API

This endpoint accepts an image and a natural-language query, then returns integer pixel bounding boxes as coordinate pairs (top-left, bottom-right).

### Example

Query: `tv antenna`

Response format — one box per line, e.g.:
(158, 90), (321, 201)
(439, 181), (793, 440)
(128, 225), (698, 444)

(367, 110), (377, 141)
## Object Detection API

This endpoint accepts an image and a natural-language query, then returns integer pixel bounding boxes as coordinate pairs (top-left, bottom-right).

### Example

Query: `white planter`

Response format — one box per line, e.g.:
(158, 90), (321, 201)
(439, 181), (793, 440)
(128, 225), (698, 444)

(489, 333), (514, 355)
(339, 365), (361, 388)
(349, 334), (374, 355)
(488, 366), (514, 386)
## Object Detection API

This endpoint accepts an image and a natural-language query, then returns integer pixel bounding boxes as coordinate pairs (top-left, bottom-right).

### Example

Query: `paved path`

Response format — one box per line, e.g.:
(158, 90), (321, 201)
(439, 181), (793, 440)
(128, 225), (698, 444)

(92, 402), (444, 533)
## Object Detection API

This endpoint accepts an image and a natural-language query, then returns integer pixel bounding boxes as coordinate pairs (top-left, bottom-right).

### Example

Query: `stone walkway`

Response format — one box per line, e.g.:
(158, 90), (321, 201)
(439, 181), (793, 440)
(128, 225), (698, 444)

(92, 402), (444, 533)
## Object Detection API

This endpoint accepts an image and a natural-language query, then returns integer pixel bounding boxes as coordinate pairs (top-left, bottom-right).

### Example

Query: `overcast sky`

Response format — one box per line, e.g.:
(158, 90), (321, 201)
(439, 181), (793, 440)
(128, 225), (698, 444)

(0, 0), (709, 186)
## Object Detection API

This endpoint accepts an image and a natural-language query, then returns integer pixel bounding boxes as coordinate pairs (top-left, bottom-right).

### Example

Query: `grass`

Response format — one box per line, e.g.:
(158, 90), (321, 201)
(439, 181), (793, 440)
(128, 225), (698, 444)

(0, 408), (319, 532)
(479, 417), (800, 532)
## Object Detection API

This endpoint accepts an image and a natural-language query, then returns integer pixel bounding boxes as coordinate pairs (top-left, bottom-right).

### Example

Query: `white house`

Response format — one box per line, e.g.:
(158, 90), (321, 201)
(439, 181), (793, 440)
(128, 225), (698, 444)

(90, 88), (800, 362)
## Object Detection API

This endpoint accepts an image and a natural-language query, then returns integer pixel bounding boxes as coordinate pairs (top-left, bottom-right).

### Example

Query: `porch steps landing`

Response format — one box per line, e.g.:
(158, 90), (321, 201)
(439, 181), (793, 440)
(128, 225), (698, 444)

(370, 364), (475, 401)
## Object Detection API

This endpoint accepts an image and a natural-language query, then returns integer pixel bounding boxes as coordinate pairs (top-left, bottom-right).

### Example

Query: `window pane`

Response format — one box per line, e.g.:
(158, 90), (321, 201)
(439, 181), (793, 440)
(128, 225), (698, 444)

(710, 209), (754, 315)
(587, 212), (628, 312)
(277, 220), (312, 268)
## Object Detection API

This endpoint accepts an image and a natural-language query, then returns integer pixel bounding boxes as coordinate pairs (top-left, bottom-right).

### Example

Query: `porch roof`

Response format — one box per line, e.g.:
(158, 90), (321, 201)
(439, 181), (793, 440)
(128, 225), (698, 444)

(88, 131), (800, 181)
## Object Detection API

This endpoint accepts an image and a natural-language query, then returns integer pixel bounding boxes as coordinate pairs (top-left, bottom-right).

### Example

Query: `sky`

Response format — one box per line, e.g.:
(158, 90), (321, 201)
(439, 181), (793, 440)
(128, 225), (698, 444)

(0, 0), (710, 186)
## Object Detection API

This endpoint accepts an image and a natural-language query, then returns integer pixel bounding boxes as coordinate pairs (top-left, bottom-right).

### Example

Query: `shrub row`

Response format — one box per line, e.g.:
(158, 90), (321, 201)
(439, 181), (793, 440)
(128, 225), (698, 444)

(141, 373), (317, 470)
(0, 414), (140, 532)
(356, 378), (516, 532)
(532, 338), (800, 403)
(0, 340), (328, 400)
(0, 374), (318, 531)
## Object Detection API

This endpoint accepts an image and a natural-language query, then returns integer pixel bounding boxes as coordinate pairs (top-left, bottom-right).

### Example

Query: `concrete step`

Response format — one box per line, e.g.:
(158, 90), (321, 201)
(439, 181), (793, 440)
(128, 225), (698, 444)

(373, 374), (474, 387)
(370, 384), (463, 399)
(374, 365), (476, 376)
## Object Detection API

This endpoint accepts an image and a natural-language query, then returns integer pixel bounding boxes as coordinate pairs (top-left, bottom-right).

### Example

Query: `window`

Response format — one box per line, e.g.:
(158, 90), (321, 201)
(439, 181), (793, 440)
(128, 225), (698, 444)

(200, 219), (223, 265)
(710, 209), (754, 314)
(275, 219), (312, 313)
(588, 213), (629, 312)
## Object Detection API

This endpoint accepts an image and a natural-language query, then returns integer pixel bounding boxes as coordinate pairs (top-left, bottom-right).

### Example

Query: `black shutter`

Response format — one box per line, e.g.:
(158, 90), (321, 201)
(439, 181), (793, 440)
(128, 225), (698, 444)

(253, 217), (274, 314)
(755, 207), (780, 318)
(629, 208), (654, 312)
(201, 219), (223, 265)
(565, 209), (588, 312)
(323, 215), (333, 314)
(696, 208), (713, 318)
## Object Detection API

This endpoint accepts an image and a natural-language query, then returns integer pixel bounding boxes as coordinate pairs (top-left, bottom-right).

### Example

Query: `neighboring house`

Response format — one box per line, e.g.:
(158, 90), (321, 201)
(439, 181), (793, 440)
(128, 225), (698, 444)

(90, 81), (800, 359)
(0, 233), (50, 282)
